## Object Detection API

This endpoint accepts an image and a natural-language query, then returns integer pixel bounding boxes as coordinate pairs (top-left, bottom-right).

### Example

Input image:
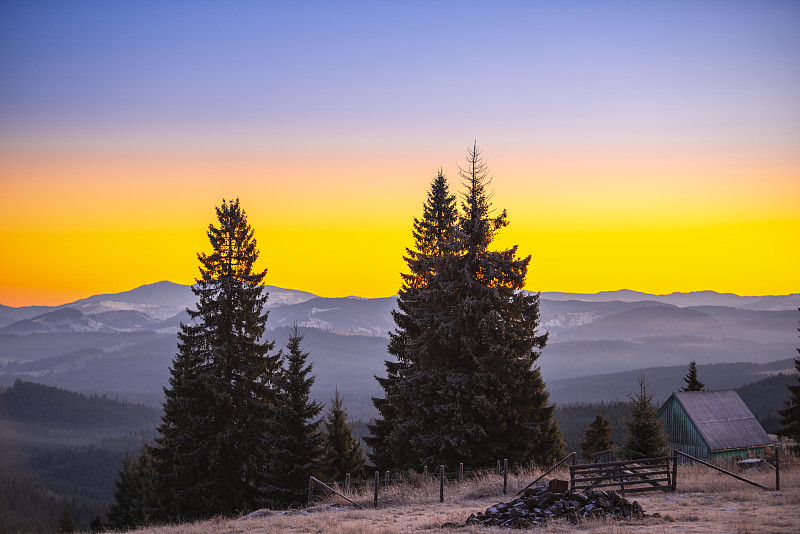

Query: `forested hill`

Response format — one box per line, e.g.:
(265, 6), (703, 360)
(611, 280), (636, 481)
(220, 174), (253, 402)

(0, 379), (161, 431)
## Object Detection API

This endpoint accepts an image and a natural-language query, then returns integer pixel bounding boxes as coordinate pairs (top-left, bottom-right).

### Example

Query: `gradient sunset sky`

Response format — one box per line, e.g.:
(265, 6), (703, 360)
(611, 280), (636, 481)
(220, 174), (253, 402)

(1, 1), (798, 307)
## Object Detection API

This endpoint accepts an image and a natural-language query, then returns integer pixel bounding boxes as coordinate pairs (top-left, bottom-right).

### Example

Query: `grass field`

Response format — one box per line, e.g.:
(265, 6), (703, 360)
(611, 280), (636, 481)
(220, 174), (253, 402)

(122, 457), (799, 534)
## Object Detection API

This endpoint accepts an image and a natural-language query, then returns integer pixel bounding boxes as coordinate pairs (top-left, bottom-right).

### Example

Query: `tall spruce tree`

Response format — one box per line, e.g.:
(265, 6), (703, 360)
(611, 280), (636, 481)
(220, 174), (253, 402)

(622, 372), (667, 460)
(776, 313), (800, 449)
(367, 169), (457, 469)
(150, 199), (279, 521)
(580, 413), (615, 460)
(370, 144), (562, 470)
(323, 388), (367, 482)
(680, 360), (705, 391)
(264, 324), (324, 509)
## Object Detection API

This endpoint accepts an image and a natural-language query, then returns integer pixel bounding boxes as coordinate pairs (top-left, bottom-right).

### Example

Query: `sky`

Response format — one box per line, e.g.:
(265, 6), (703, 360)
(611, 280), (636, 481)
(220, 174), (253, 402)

(1, 1), (798, 307)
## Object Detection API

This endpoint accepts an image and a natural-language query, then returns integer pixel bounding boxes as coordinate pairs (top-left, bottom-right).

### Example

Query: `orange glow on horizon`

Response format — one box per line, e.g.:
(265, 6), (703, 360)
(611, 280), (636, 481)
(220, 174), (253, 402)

(2, 143), (798, 307)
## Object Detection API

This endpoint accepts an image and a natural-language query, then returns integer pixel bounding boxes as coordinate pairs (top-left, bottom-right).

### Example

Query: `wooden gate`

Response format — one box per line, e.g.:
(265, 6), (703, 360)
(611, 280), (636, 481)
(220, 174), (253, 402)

(570, 456), (677, 495)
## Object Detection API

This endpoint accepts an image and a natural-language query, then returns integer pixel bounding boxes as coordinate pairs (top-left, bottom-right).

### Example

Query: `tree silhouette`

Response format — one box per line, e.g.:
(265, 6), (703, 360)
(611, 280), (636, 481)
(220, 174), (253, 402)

(107, 447), (155, 529)
(622, 372), (667, 460)
(56, 507), (76, 534)
(323, 388), (366, 481)
(367, 169), (456, 469)
(777, 312), (800, 450)
(681, 360), (705, 391)
(150, 199), (279, 521)
(369, 144), (562, 470)
(580, 413), (615, 459)
(264, 324), (324, 508)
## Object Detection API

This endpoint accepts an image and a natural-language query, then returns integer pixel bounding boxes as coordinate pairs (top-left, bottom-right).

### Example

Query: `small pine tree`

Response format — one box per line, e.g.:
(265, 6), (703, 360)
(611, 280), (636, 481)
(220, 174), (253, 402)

(776, 314), (800, 449)
(89, 514), (105, 533)
(681, 360), (705, 391)
(263, 324), (325, 509)
(622, 372), (668, 460)
(107, 446), (156, 529)
(580, 413), (615, 460)
(107, 453), (140, 529)
(56, 506), (76, 534)
(323, 388), (366, 482)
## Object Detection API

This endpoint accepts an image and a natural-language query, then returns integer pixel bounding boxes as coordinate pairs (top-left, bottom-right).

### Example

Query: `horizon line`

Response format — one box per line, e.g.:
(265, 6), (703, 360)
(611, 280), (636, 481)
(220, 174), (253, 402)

(2, 279), (797, 309)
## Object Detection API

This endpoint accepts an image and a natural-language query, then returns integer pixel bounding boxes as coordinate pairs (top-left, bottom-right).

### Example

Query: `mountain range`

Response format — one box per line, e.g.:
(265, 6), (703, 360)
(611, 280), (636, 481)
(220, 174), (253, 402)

(1, 281), (797, 417)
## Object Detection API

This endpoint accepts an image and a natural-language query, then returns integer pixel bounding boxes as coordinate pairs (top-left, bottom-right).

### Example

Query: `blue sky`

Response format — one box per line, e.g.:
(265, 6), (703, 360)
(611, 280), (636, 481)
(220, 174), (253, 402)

(1, 1), (799, 304)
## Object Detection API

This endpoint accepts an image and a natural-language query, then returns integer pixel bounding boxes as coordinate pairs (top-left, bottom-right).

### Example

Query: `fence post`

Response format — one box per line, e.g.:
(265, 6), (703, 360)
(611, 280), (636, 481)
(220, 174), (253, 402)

(385, 470), (389, 489)
(345, 473), (350, 494)
(440, 465), (445, 503)
(671, 450), (678, 492)
(569, 463), (574, 491)
(459, 462), (464, 482)
(497, 460), (501, 475)
(423, 465), (428, 477)
(776, 444), (781, 491)
(374, 471), (379, 508)
(308, 476), (314, 507)
(503, 459), (508, 494)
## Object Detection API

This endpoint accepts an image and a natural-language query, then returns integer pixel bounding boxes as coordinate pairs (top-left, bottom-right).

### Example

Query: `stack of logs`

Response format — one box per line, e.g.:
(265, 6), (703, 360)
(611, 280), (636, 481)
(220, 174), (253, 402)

(464, 482), (655, 529)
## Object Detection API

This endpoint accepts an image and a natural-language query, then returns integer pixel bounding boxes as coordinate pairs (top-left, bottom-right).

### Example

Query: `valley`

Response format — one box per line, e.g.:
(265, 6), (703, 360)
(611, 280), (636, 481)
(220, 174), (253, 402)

(1, 281), (796, 415)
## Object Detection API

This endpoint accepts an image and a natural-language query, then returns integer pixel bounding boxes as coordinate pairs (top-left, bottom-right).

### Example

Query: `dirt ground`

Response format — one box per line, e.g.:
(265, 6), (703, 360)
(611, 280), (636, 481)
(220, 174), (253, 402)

(130, 465), (800, 534)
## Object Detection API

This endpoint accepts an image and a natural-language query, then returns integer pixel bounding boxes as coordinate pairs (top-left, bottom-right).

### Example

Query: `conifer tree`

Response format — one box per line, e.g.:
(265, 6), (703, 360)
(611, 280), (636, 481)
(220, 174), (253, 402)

(263, 324), (324, 508)
(370, 144), (563, 470)
(622, 372), (668, 460)
(107, 455), (138, 529)
(367, 169), (457, 469)
(56, 507), (76, 534)
(680, 360), (705, 391)
(88, 515), (105, 534)
(323, 388), (366, 481)
(107, 447), (155, 529)
(150, 199), (279, 521)
(776, 314), (800, 450)
(580, 413), (615, 460)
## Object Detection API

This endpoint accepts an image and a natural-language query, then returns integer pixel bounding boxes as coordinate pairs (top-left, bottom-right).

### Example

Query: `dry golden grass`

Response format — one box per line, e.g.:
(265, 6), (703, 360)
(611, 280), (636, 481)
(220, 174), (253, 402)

(122, 459), (800, 534)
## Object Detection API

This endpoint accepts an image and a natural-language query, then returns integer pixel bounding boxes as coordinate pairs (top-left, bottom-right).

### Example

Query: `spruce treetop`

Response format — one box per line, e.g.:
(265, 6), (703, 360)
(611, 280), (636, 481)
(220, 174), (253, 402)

(580, 412), (615, 459)
(457, 141), (508, 253)
(681, 360), (705, 392)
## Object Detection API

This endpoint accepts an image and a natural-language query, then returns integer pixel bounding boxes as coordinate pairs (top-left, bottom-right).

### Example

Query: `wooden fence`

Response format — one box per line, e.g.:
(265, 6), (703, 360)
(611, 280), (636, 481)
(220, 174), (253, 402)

(570, 455), (677, 495)
(674, 449), (777, 491)
(310, 447), (783, 508)
(588, 448), (616, 464)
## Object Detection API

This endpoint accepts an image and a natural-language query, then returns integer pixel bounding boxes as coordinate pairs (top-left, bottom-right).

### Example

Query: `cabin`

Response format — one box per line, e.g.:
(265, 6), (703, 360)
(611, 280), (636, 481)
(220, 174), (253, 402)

(656, 390), (771, 464)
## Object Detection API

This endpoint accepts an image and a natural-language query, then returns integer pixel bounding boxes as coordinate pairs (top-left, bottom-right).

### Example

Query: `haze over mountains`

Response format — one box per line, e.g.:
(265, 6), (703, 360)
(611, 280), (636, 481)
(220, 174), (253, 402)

(1, 281), (797, 417)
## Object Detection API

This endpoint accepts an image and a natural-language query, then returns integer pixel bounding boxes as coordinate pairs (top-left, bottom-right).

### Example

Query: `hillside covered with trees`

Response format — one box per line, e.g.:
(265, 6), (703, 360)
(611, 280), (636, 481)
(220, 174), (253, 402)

(0, 381), (161, 533)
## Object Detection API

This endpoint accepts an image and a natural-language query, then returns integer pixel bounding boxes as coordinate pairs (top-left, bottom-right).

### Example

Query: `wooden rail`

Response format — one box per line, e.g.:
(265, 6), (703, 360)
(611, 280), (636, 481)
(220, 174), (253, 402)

(570, 456), (677, 495)
(517, 452), (577, 495)
(674, 450), (768, 490)
(308, 476), (364, 508)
